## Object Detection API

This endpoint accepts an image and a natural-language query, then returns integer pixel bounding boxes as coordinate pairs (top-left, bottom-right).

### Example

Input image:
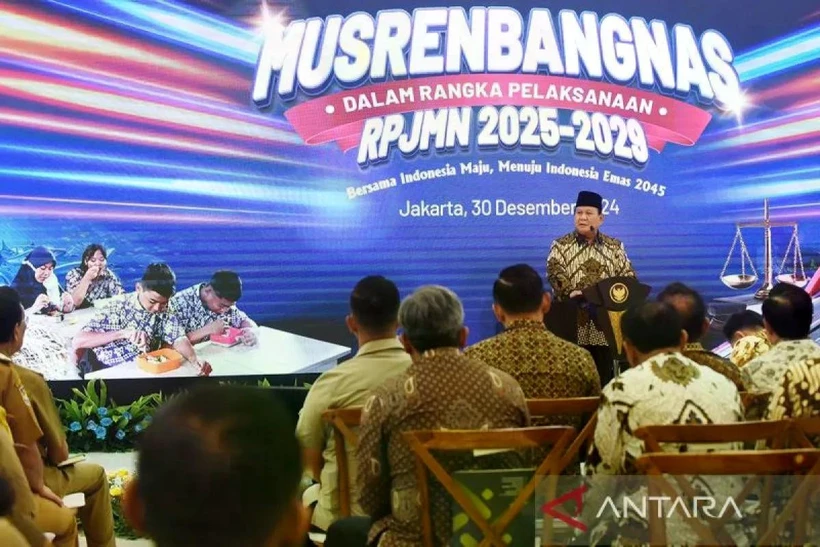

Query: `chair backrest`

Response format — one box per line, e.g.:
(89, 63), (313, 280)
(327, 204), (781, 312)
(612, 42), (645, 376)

(321, 406), (363, 517)
(634, 420), (792, 452)
(636, 449), (820, 545)
(404, 426), (575, 547)
(526, 397), (600, 471)
(789, 416), (820, 448)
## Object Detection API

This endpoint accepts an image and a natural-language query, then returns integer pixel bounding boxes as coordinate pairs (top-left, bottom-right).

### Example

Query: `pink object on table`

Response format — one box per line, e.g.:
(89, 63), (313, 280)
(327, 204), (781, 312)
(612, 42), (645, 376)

(211, 326), (243, 346)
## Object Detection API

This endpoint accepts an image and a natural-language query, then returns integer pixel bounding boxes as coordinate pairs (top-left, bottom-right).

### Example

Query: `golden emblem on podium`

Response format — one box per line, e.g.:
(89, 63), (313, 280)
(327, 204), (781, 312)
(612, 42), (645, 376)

(609, 283), (629, 304)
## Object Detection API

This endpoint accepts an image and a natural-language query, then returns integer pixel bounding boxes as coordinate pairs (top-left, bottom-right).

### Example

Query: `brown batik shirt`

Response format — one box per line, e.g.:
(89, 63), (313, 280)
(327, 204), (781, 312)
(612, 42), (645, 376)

(546, 231), (635, 346)
(683, 343), (747, 392)
(465, 319), (601, 425)
(357, 348), (529, 546)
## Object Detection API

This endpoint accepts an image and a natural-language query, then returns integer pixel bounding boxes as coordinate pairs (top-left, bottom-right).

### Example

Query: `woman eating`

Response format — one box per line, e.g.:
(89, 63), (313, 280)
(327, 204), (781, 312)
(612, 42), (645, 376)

(65, 243), (125, 308)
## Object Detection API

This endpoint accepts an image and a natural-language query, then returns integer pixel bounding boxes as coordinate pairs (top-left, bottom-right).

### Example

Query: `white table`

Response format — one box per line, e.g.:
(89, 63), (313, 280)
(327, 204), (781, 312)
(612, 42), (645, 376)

(85, 326), (350, 379)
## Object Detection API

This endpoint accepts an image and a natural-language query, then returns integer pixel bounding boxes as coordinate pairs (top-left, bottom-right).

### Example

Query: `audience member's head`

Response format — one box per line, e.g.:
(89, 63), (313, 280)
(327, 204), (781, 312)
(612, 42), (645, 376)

(492, 264), (550, 323)
(0, 287), (26, 354)
(656, 282), (708, 343)
(621, 301), (686, 367)
(346, 275), (401, 341)
(723, 310), (765, 344)
(125, 385), (306, 547)
(398, 285), (466, 355)
(136, 263), (176, 313)
(201, 270), (243, 314)
(762, 283), (813, 342)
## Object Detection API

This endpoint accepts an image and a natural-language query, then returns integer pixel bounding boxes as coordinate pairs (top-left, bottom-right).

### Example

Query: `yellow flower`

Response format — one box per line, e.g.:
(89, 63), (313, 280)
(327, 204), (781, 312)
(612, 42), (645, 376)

(110, 486), (123, 497)
(117, 469), (129, 478)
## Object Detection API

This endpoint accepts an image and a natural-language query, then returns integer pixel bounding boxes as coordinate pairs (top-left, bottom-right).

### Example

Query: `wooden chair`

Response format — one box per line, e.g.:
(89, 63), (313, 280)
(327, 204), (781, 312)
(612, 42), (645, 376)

(636, 449), (820, 545)
(789, 416), (820, 448)
(321, 406), (363, 517)
(404, 426), (575, 547)
(526, 397), (600, 471)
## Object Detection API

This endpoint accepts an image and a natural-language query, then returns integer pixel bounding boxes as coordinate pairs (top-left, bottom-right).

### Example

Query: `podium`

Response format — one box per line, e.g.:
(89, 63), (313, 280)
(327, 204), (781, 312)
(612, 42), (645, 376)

(545, 276), (651, 379)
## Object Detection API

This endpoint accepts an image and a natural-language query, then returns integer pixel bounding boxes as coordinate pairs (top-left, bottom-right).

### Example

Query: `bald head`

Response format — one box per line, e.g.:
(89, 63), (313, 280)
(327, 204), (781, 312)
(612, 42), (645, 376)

(657, 282), (707, 343)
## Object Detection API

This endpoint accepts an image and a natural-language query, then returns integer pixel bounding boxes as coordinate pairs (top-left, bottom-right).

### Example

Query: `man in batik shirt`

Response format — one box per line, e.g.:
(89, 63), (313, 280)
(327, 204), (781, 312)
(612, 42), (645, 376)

(170, 270), (257, 346)
(582, 302), (743, 546)
(547, 191), (635, 385)
(73, 263), (212, 375)
(657, 282), (747, 391)
(465, 264), (600, 421)
(353, 286), (529, 547)
(723, 310), (772, 367)
(743, 283), (819, 393)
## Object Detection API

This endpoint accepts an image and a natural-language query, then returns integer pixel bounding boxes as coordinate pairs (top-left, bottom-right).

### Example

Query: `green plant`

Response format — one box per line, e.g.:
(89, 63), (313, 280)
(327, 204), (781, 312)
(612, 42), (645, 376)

(57, 380), (163, 452)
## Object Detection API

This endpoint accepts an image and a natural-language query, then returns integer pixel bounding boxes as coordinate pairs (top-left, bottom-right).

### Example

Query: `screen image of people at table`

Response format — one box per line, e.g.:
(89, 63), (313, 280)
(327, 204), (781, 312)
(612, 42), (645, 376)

(9, 245), (257, 380)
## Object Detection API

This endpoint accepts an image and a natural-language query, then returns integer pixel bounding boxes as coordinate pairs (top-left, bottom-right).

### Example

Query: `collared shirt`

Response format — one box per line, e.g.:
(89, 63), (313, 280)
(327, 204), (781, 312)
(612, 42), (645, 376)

(583, 351), (743, 545)
(464, 319), (601, 415)
(742, 338), (820, 393)
(0, 406), (38, 539)
(81, 293), (186, 368)
(295, 337), (411, 531)
(546, 231), (635, 346)
(0, 353), (43, 447)
(358, 348), (529, 546)
(65, 268), (124, 305)
(16, 366), (65, 464)
(730, 331), (772, 368)
(169, 283), (250, 335)
(766, 356), (820, 421)
(683, 343), (747, 391)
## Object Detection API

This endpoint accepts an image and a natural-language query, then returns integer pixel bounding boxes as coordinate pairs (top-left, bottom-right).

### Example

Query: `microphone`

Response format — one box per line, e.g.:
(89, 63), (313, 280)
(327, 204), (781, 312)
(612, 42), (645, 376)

(589, 226), (596, 234)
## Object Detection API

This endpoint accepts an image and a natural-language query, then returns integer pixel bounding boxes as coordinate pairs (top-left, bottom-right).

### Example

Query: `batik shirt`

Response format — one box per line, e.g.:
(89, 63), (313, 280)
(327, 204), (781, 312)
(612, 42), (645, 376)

(742, 338), (820, 393)
(357, 348), (529, 547)
(583, 352), (744, 546)
(465, 319), (600, 426)
(65, 268), (124, 304)
(766, 356), (820, 421)
(169, 283), (250, 335)
(683, 343), (747, 391)
(81, 293), (186, 367)
(730, 331), (772, 368)
(547, 231), (635, 346)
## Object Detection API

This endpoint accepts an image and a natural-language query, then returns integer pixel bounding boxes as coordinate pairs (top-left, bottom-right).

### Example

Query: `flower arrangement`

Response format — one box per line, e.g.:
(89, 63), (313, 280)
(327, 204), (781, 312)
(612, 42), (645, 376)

(108, 469), (139, 540)
(57, 380), (163, 452)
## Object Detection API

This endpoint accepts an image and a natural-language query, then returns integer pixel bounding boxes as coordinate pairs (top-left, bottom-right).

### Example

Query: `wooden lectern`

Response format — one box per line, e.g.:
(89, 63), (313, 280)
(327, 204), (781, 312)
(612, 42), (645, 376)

(545, 276), (651, 377)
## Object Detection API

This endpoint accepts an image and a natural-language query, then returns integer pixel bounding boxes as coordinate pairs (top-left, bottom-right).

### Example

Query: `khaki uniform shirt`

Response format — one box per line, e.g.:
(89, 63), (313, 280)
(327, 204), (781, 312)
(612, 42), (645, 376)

(547, 231), (635, 346)
(683, 343), (747, 391)
(465, 319), (601, 426)
(15, 367), (66, 465)
(0, 354), (43, 448)
(0, 407), (40, 546)
(358, 348), (529, 546)
(295, 338), (411, 531)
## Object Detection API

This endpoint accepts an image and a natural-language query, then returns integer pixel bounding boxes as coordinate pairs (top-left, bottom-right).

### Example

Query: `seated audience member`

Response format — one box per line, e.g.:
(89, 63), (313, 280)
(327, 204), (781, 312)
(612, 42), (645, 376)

(123, 385), (308, 547)
(583, 302), (743, 545)
(170, 270), (257, 346)
(73, 263), (212, 375)
(296, 276), (410, 533)
(327, 286), (529, 546)
(657, 282), (746, 390)
(767, 356), (819, 421)
(744, 283), (819, 393)
(0, 476), (29, 547)
(11, 247), (74, 314)
(65, 243), (124, 308)
(16, 365), (115, 546)
(465, 264), (600, 406)
(723, 310), (772, 367)
(0, 287), (78, 547)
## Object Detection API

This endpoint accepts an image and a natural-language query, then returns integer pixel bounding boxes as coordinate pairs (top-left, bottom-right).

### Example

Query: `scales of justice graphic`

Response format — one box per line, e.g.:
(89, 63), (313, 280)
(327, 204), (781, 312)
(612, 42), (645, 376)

(719, 199), (807, 300)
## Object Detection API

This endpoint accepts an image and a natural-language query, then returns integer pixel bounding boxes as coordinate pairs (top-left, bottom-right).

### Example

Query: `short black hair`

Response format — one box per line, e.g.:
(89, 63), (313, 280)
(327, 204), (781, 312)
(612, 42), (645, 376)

(137, 385), (302, 547)
(493, 264), (544, 314)
(350, 275), (401, 331)
(622, 301), (683, 354)
(139, 263), (176, 299)
(656, 282), (706, 342)
(80, 243), (108, 273)
(722, 310), (764, 340)
(762, 283), (813, 340)
(209, 270), (242, 302)
(0, 287), (24, 344)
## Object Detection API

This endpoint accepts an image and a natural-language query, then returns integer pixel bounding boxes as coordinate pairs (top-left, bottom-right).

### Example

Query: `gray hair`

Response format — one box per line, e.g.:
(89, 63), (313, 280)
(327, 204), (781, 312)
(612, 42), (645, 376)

(398, 285), (464, 353)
